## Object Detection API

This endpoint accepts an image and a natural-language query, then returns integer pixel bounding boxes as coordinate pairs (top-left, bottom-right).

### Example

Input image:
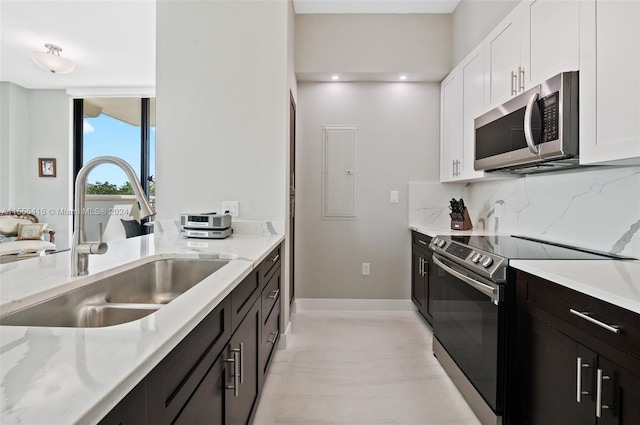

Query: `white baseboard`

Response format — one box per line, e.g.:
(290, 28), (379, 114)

(277, 320), (292, 349)
(294, 298), (416, 311)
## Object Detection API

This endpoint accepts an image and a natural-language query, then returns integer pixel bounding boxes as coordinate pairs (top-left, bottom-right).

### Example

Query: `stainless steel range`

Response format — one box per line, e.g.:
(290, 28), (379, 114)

(428, 234), (621, 425)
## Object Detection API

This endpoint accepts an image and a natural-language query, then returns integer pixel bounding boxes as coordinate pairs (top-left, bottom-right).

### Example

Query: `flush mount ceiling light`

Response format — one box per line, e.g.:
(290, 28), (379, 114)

(399, 75), (408, 81)
(30, 43), (76, 74)
(331, 75), (340, 80)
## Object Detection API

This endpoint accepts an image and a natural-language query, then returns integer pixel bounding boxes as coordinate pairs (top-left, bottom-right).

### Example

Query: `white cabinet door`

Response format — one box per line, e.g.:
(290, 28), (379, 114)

(440, 71), (463, 182)
(580, 0), (640, 165)
(461, 49), (486, 180)
(485, 5), (524, 107)
(522, 0), (580, 88)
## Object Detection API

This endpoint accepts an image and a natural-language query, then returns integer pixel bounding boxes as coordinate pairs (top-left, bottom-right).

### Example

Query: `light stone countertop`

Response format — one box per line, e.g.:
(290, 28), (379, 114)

(0, 228), (284, 425)
(410, 225), (640, 314)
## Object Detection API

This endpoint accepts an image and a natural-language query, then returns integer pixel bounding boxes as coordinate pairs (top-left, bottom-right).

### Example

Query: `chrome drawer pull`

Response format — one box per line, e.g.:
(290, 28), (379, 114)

(239, 343), (244, 384)
(418, 240), (427, 245)
(267, 289), (280, 300)
(268, 330), (279, 344)
(271, 254), (280, 262)
(569, 309), (620, 334)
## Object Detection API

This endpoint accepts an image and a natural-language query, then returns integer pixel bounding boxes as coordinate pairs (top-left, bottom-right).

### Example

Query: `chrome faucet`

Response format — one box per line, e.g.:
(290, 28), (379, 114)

(71, 156), (156, 276)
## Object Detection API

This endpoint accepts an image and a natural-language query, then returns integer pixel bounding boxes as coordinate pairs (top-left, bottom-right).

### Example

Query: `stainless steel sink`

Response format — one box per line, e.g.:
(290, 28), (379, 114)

(0, 258), (228, 328)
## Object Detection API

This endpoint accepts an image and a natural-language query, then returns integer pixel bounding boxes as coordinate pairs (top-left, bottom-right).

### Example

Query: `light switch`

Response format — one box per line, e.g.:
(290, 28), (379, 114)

(390, 190), (399, 203)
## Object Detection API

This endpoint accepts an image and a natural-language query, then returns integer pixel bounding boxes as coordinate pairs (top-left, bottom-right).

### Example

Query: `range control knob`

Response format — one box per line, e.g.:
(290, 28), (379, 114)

(481, 256), (494, 268)
(437, 239), (446, 248)
(470, 253), (481, 263)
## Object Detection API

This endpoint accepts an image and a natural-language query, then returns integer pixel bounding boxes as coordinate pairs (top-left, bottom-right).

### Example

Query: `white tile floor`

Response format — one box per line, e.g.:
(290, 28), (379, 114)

(253, 309), (481, 425)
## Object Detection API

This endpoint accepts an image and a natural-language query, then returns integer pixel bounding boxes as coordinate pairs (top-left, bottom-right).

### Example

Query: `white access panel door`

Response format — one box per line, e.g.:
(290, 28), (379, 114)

(322, 126), (357, 219)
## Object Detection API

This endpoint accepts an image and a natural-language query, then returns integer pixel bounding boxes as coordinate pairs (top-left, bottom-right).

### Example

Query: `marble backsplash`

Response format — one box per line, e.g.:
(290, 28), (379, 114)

(410, 166), (640, 258)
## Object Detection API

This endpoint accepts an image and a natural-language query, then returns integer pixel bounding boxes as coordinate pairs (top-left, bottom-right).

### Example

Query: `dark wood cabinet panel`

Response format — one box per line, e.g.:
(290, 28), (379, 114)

(523, 315), (596, 425)
(516, 270), (640, 425)
(411, 232), (432, 324)
(98, 379), (147, 425)
(172, 354), (228, 425)
(231, 269), (260, 330)
(261, 264), (281, 325)
(147, 297), (231, 425)
(259, 245), (281, 287)
(225, 299), (261, 425)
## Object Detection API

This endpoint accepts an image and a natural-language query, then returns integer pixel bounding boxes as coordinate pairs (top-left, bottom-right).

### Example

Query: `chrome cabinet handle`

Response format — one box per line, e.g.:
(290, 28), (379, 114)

(576, 357), (591, 402)
(569, 309), (621, 334)
(239, 343), (244, 384)
(433, 255), (501, 302)
(267, 288), (280, 300)
(518, 66), (525, 92)
(596, 368), (611, 417)
(419, 257), (424, 276)
(452, 160), (456, 177)
(524, 92), (540, 155)
(511, 71), (518, 96)
(271, 254), (280, 262)
(225, 350), (240, 397)
(417, 239), (428, 246)
(268, 330), (279, 344)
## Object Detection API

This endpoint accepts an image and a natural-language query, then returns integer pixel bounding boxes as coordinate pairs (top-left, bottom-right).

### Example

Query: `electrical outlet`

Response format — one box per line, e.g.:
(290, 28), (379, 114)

(362, 262), (370, 276)
(222, 201), (239, 217)
(390, 190), (399, 203)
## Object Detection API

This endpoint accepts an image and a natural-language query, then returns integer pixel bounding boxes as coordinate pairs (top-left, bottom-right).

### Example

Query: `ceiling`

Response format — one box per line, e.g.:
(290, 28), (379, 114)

(293, 0), (460, 14)
(0, 0), (458, 91)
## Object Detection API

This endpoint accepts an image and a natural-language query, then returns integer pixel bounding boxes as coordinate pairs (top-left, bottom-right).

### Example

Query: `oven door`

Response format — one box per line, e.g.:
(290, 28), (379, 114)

(431, 254), (505, 413)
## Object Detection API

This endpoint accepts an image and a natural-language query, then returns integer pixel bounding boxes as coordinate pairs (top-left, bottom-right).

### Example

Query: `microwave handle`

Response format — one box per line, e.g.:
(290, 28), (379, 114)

(524, 92), (540, 155)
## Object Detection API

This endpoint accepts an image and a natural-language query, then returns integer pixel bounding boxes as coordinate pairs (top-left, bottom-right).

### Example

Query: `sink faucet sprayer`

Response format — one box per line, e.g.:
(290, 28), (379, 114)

(72, 156), (156, 276)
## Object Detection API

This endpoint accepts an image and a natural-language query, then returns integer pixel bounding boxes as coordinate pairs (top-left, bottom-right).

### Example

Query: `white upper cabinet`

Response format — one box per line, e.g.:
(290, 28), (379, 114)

(440, 48), (487, 183)
(579, 0), (640, 165)
(440, 71), (463, 182)
(523, 0), (580, 87)
(485, 4), (525, 107)
(485, 1), (580, 108)
(461, 49), (487, 181)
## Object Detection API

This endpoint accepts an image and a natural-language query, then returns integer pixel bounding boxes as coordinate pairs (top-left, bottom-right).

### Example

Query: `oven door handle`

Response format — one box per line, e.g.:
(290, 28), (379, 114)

(433, 255), (501, 303)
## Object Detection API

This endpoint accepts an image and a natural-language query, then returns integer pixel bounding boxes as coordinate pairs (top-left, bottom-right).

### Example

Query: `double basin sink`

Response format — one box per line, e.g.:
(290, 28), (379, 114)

(0, 258), (229, 328)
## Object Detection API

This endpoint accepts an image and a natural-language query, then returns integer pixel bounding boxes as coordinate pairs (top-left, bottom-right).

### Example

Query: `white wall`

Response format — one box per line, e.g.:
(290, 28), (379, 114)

(451, 0), (519, 65)
(0, 83), (72, 250)
(155, 0), (289, 222)
(296, 82), (440, 299)
(295, 14), (452, 81)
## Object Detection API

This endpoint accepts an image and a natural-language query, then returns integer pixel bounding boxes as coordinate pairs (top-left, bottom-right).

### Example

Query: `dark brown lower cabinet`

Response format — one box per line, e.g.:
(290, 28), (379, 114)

(97, 379), (147, 425)
(98, 243), (283, 425)
(516, 271), (640, 425)
(411, 232), (432, 324)
(225, 299), (261, 425)
(172, 353), (228, 425)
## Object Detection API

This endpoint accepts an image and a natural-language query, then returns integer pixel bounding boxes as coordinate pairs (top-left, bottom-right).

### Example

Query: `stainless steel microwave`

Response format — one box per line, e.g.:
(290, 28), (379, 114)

(474, 71), (579, 174)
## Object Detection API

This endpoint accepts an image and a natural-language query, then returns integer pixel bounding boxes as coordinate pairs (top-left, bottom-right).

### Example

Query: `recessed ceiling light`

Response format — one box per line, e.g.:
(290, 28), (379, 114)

(331, 75), (340, 81)
(399, 75), (407, 81)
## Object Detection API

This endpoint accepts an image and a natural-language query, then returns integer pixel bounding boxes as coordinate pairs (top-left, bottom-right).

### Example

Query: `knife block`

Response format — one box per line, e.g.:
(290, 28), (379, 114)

(451, 207), (473, 231)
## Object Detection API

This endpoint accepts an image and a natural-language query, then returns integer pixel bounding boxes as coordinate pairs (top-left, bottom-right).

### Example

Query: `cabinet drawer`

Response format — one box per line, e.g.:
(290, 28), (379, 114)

(412, 232), (431, 250)
(231, 269), (260, 330)
(261, 265), (281, 325)
(149, 297), (231, 424)
(260, 300), (280, 378)
(517, 271), (640, 359)
(259, 245), (281, 287)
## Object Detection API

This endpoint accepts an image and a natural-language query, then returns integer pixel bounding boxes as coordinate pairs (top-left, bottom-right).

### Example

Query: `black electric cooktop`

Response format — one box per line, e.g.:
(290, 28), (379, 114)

(448, 234), (631, 261)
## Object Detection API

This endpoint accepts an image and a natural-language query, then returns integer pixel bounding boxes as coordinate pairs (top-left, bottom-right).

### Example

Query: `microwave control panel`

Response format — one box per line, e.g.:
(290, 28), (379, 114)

(541, 92), (559, 142)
